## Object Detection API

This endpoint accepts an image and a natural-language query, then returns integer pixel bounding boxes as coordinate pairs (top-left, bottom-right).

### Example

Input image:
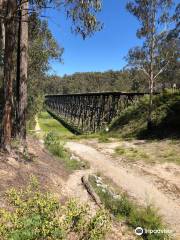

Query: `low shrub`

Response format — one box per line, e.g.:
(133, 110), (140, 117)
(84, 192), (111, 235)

(44, 132), (89, 170)
(0, 176), (110, 240)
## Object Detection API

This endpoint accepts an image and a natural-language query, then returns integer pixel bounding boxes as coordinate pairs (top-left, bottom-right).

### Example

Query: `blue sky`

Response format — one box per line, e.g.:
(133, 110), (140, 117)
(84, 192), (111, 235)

(43, 0), (177, 76)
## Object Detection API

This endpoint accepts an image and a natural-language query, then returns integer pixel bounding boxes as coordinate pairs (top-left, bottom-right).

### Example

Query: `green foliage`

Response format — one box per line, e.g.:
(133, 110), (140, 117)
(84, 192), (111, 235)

(89, 175), (132, 218)
(98, 134), (110, 143)
(62, 200), (110, 240)
(126, 0), (179, 90)
(25, 0), (104, 125)
(129, 206), (168, 240)
(37, 112), (88, 170)
(30, 0), (102, 39)
(44, 132), (67, 159)
(44, 131), (60, 146)
(110, 92), (180, 139)
(43, 69), (149, 95)
(64, 0), (102, 39)
(44, 131), (89, 170)
(105, 193), (132, 218)
(27, 13), (63, 126)
(0, 177), (110, 240)
(89, 175), (170, 240)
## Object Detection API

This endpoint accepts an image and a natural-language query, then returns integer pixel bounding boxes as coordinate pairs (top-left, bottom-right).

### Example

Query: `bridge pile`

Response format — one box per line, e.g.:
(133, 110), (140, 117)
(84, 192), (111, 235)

(45, 92), (146, 133)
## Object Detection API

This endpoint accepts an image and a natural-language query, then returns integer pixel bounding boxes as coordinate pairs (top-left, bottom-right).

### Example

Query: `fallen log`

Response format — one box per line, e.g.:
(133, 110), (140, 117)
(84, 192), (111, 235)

(81, 175), (102, 208)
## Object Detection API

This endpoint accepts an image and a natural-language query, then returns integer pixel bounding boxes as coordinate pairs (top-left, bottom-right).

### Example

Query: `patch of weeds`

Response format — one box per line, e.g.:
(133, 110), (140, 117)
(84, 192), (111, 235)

(160, 150), (180, 164)
(0, 176), (111, 240)
(98, 134), (111, 143)
(21, 146), (36, 162)
(115, 147), (126, 155)
(89, 175), (132, 219)
(115, 146), (149, 162)
(44, 132), (89, 170)
(129, 206), (167, 240)
(89, 174), (170, 240)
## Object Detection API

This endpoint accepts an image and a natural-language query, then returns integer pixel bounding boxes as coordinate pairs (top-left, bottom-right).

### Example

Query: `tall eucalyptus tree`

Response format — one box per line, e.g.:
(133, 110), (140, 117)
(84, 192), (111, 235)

(126, 0), (177, 128)
(1, 0), (103, 150)
(1, 0), (17, 150)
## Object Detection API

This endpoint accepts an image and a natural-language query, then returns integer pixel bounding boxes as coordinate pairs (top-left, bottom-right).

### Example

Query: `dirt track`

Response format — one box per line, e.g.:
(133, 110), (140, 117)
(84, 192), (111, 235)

(66, 140), (180, 238)
(2, 134), (179, 238)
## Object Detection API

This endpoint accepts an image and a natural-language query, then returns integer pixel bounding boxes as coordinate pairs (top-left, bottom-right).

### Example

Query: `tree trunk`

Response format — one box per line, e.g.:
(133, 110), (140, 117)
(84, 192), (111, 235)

(148, 73), (154, 130)
(16, 0), (28, 140)
(0, 0), (5, 54)
(0, 0), (5, 94)
(1, 0), (16, 151)
(147, 0), (156, 130)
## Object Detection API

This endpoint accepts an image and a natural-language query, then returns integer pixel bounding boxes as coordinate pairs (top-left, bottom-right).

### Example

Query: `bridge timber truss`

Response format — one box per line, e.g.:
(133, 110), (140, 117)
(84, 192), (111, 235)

(45, 92), (146, 134)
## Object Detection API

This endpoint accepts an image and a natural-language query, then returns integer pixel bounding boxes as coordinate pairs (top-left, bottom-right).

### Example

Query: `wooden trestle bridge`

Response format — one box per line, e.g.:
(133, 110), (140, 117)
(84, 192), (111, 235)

(45, 92), (147, 134)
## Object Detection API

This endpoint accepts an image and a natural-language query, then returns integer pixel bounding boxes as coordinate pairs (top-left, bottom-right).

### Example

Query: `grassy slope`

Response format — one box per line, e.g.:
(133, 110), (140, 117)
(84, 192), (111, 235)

(38, 112), (99, 140)
(38, 111), (73, 138)
(109, 91), (180, 139)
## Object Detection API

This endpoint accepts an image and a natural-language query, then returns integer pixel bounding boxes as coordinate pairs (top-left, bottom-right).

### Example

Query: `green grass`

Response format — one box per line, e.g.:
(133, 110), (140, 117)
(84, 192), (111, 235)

(38, 111), (73, 138)
(115, 146), (150, 162)
(49, 144), (88, 170)
(89, 175), (170, 240)
(48, 143), (89, 171)
(38, 111), (110, 142)
(110, 91), (180, 140)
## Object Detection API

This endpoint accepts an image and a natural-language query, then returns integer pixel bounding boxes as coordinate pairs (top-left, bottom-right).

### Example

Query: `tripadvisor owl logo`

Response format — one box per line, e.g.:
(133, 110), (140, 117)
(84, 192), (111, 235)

(135, 227), (144, 236)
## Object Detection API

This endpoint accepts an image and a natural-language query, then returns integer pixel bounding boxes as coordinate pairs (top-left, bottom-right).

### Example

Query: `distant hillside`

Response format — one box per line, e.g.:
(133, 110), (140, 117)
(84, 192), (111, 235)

(110, 91), (180, 139)
(43, 69), (180, 95)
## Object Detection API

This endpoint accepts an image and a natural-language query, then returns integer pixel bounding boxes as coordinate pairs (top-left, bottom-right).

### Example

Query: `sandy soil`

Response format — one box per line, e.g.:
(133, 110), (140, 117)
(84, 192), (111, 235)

(0, 137), (69, 205)
(66, 140), (180, 239)
(86, 139), (180, 202)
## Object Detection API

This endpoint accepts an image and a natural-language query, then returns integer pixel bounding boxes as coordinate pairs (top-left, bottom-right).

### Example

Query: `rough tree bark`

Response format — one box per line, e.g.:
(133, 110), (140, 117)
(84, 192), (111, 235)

(0, 0), (6, 96)
(16, 0), (28, 140)
(0, 0), (5, 54)
(1, 0), (16, 151)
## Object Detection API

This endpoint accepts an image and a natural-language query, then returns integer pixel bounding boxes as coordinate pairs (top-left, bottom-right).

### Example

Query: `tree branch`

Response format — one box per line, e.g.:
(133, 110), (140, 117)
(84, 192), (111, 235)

(139, 67), (151, 79)
(153, 61), (169, 80)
